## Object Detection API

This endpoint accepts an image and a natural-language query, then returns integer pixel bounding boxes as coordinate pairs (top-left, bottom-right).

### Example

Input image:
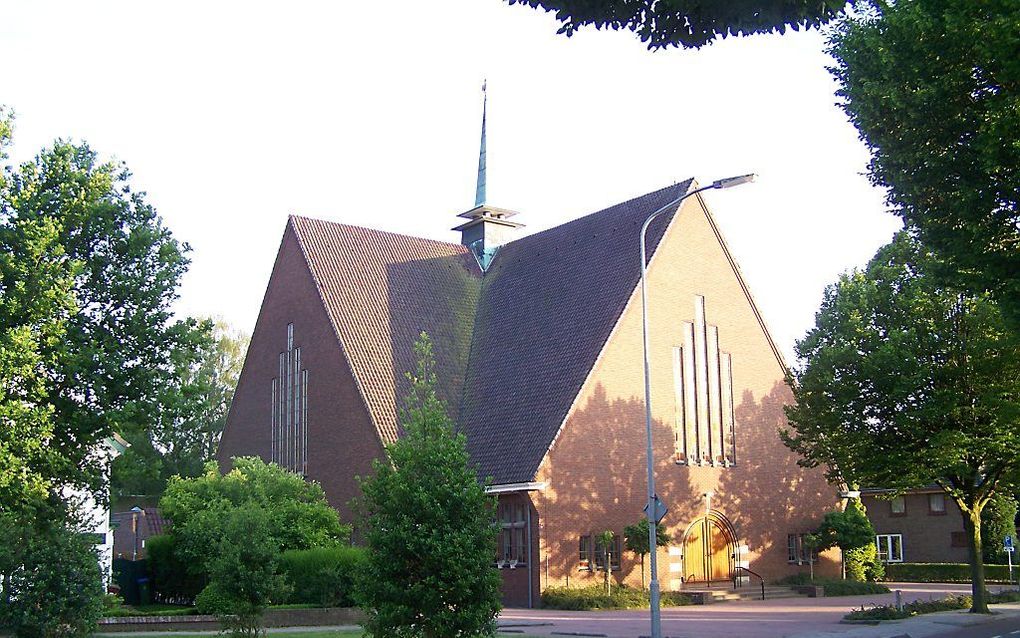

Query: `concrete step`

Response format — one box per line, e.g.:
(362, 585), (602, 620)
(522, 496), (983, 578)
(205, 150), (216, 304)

(685, 585), (809, 603)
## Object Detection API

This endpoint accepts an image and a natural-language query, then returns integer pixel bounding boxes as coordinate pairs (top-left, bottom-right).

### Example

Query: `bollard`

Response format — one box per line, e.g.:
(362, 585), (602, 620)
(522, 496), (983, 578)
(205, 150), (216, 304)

(895, 590), (903, 612)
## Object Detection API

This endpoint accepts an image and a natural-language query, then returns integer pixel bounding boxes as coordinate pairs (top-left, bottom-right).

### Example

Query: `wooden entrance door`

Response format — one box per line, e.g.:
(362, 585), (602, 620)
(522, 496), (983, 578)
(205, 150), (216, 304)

(683, 516), (733, 584)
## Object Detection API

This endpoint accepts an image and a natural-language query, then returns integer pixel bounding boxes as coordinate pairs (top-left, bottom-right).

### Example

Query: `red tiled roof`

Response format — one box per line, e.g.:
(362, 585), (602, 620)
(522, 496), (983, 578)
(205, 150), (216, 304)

(459, 181), (692, 484)
(291, 181), (691, 484)
(291, 217), (482, 444)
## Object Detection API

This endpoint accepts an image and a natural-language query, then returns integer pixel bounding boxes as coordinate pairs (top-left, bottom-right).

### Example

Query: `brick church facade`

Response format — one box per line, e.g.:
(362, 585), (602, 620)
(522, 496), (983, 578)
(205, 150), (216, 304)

(218, 180), (843, 607)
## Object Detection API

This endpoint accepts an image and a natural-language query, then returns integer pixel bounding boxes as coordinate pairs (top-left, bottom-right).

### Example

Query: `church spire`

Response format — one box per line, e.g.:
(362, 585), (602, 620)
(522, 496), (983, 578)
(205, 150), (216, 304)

(474, 80), (487, 207)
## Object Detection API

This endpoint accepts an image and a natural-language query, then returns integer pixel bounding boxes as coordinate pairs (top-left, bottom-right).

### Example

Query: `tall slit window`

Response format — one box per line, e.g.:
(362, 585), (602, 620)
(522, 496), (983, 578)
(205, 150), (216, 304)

(271, 323), (308, 474)
(673, 296), (736, 466)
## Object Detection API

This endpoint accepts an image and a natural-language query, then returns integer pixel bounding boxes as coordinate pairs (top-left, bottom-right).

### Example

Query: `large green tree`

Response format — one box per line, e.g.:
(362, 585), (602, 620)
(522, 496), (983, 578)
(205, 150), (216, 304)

(830, 0), (1020, 327)
(508, 0), (846, 49)
(0, 110), (78, 514)
(2, 131), (211, 499)
(783, 232), (1020, 613)
(113, 319), (249, 499)
(357, 333), (501, 638)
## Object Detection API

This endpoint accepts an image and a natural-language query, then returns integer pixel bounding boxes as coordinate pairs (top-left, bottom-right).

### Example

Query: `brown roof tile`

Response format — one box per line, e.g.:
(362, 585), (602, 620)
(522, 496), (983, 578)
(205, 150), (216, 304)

(291, 217), (482, 444)
(290, 181), (691, 484)
(459, 181), (692, 484)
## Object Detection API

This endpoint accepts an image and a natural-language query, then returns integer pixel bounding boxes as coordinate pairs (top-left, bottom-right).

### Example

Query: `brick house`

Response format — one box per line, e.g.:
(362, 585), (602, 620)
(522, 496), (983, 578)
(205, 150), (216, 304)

(217, 177), (845, 606)
(111, 506), (170, 561)
(861, 488), (970, 564)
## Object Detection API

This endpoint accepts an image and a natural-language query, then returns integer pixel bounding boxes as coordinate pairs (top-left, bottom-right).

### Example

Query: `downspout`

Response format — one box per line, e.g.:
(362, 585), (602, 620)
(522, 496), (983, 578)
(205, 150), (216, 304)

(527, 503), (534, 609)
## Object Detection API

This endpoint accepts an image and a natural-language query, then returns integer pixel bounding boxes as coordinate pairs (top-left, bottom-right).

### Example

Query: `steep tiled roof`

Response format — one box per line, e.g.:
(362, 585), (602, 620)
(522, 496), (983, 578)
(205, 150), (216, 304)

(460, 181), (693, 484)
(291, 217), (482, 445)
(290, 181), (690, 483)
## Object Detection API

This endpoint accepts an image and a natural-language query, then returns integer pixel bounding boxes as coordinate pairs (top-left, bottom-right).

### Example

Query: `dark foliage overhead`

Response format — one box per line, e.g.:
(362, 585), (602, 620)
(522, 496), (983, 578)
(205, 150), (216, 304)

(508, 0), (847, 49)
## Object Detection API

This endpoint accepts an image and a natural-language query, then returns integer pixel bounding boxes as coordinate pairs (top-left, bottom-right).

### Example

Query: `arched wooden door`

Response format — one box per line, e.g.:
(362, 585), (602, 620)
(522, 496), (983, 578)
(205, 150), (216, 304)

(682, 514), (735, 584)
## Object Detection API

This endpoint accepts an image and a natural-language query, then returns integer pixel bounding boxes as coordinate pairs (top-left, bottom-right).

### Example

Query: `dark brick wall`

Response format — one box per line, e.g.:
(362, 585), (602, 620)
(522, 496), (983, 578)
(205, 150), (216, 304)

(218, 221), (386, 522)
(863, 492), (969, 563)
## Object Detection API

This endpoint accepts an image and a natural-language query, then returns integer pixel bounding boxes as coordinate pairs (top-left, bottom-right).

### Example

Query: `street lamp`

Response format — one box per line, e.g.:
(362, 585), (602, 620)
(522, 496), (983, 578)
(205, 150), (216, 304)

(639, 174), (756, 638)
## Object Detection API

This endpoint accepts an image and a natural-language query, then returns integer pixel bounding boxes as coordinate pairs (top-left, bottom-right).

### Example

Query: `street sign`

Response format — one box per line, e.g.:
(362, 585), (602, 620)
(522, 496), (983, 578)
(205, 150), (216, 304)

(644, 494), (668, 525)
(1006, 535), (1014, 550)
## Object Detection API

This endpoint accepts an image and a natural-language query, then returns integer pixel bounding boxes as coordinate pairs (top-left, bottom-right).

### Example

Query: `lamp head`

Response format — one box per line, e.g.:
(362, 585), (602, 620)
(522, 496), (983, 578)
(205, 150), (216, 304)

(711, 173), (757, 190)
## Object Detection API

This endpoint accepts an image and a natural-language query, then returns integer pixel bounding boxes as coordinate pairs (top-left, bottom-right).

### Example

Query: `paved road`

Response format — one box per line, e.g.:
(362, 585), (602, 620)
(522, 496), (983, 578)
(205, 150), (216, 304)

(498, 583), (1012, 638)
(929, 616), (1020, 638)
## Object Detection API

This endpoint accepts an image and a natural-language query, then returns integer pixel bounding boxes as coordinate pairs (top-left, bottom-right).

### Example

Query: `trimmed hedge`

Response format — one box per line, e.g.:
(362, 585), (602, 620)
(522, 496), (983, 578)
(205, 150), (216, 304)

(540, 585), (693, 610)
(278, 546), (367, 608)
(883, 563), (1015, 583)
(776, 574), (890, 596)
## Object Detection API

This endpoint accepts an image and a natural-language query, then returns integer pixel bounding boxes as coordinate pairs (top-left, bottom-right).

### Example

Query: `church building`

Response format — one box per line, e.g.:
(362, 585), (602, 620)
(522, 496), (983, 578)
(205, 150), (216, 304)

(218, 94), (843, 607)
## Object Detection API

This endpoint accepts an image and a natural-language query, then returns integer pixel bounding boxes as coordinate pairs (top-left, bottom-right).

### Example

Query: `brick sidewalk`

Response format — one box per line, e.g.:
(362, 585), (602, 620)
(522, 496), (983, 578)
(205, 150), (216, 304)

(497, 583), (1002, 638)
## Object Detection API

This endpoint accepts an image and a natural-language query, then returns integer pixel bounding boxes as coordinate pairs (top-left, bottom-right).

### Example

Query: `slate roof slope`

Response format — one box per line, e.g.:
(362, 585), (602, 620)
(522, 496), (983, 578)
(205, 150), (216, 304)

(459, 180), (693, 485)
(291, 216), (482, 445)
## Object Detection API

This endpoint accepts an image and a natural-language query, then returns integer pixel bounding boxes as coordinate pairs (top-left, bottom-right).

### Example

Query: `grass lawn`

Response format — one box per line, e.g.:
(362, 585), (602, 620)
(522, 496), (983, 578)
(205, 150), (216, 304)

(96, 631), (545, 638)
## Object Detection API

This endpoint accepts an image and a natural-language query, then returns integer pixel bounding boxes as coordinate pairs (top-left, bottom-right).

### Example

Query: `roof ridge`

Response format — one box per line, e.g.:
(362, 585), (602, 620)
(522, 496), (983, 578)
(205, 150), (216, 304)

(499, 179), (693, 249)
(288, 213), (470, 252)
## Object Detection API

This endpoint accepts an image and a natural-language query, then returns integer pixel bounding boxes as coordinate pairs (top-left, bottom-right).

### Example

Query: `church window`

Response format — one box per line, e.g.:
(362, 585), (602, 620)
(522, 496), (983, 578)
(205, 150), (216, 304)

(496, 502), (527, 567)
(787, 533), (818, 564)
(271, 323), (308, 474)
(673, 296), (736, 466)
(876, 534), (904, 562)
(578, 535), (592, 571)
(594, 533), (622, 571)
(928, 493), (946, 515)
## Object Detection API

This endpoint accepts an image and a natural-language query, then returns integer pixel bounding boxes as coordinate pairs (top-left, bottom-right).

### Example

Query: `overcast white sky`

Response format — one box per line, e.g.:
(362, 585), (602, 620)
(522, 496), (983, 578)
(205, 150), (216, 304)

(2, 0), (901, 363)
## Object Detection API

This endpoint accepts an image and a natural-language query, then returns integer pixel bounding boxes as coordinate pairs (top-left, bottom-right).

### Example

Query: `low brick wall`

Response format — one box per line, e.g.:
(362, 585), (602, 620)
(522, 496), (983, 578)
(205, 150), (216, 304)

(98, 607), (365, 632)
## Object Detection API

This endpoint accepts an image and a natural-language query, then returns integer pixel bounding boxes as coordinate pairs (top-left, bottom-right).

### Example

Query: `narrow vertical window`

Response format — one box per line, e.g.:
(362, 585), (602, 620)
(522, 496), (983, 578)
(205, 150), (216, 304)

(272, 323), (308, 473)
(673, 297), (737, 467)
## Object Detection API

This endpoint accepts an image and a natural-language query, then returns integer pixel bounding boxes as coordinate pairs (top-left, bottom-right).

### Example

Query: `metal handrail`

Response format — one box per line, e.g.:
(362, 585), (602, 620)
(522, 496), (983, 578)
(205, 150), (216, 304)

(733, 566), (765, 600)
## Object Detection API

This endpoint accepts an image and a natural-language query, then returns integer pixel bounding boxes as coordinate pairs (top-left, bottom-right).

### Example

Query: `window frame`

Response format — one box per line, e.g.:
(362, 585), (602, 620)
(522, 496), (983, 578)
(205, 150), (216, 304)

(594, 533), (622, 572)
(787, 533), (819, 565)
(578, 535), (592, 571)
(890, 495), (907, 517)
(876, 534), (904, 563)
(495, 502), (527, 567)
(928, 492), (947, 516)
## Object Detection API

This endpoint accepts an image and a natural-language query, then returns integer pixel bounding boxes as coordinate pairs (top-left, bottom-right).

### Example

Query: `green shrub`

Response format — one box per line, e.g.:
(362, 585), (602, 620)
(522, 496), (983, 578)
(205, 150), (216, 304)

(883, 563), (1015, 583)
(0, 523), (104, 638)
(989, 589), (1020, 603)
(775, 575), (890, 596)
(540, 585), (693, 610)
(146, 534), (205, 604)
(845, 542), (883, 582)
(195, 582), (233, 616)
(820, 580), (890, 596)
(278, 546), (367, 607)
(843, 594), (972, 622)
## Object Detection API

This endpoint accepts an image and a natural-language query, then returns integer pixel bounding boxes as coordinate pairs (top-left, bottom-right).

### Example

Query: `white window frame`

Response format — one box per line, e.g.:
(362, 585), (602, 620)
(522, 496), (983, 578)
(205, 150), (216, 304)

(876, 534), (904, 563)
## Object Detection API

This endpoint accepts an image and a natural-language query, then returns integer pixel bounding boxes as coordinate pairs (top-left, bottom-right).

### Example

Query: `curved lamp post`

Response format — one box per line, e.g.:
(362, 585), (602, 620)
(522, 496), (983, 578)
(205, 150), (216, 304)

(640, 174), (756, 638)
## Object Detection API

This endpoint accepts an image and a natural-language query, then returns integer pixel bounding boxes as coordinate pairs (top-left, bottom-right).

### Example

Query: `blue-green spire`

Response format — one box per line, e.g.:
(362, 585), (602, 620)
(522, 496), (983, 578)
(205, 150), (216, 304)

(474, 80), (487, 207)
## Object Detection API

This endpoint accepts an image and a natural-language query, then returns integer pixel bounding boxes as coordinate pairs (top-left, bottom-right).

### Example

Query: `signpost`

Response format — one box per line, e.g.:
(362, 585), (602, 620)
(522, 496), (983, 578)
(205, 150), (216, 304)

(1005, 535), (1015, 584)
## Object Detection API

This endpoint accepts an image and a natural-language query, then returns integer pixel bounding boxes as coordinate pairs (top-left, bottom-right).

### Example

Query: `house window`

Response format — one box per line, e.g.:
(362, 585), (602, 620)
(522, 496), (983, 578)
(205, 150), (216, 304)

(787, 534), (819, 564)
(951, 531), (968, 548)
(890, 495), (906, 516)
(594, 534), (622, 571)
(876, 534), (904, 563)
(928, 493), (946, 515)
(578, 535), (592, 571)
(271, 323), (308, 474)
(495, 502), (527, 567)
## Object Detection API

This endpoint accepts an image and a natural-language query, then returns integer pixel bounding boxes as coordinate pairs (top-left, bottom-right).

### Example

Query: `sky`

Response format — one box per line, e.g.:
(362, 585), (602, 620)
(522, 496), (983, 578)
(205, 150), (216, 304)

(1, 0), (901, 364)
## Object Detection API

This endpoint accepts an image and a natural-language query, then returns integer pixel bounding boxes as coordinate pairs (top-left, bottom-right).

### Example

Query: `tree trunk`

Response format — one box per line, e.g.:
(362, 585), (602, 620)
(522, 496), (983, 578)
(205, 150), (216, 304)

(962, 504), (989, 613)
